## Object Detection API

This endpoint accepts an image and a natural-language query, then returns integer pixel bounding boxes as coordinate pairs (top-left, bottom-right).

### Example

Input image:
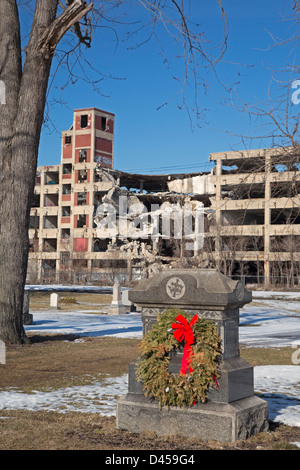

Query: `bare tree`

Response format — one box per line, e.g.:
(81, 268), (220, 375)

(0, 0), (228, 343)
(205, 0), (300, 288)
(0, 0), (93, 343)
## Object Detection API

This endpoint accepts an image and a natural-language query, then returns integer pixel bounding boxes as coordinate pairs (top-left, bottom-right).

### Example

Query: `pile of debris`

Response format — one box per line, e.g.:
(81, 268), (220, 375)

(93, 169), (216, 278)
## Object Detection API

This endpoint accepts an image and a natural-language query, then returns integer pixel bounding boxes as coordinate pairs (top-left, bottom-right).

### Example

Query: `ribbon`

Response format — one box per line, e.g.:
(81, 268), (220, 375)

(172, 314), (198, 375)
(213, 375), (220, 389)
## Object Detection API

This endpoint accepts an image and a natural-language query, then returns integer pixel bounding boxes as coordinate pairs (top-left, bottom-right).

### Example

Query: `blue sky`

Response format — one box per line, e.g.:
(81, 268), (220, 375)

(35, 0), (299, 173)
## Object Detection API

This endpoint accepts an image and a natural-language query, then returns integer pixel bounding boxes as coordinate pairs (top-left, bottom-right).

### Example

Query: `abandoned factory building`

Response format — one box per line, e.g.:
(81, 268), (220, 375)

(27, 107), (300, 287)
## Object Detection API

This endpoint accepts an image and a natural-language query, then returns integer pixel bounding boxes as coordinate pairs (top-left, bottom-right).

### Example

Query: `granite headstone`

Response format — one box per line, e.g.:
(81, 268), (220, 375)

(116, 269), (269, 442)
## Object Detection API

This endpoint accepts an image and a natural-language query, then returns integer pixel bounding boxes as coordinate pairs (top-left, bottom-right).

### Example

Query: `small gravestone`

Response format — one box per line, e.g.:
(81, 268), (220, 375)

(50, 293), (59, 309)
(121, 289), (136, 312)
(0, 340), (5, 365)
(116, 269), (268, 443)
(23, 291), (33, 325)
(109, 282), (127, 315)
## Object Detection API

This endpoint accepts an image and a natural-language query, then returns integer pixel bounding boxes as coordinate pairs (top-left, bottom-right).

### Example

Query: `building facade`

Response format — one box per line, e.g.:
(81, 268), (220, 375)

(28, 107), (300, 287)
(28, 107), (212, 284)
(28, 107), (117, 282)
(209, 147), (300, 287)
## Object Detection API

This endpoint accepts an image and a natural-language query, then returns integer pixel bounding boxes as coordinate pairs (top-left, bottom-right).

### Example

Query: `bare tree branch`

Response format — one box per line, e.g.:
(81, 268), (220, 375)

(39, 0), (93, 57)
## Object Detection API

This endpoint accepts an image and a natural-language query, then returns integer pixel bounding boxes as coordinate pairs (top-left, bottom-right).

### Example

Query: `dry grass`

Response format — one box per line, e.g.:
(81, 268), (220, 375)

(0, 409), (299, 450)
(240, 345), (297, 366)
(0, 333), (299, 450)
(1, 335), (140, 392)
(29, 291), (112, 313)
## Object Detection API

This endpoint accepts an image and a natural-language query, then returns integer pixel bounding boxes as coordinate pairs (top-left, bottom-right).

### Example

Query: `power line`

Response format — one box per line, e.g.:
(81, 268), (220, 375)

(120, 161), (214, 174)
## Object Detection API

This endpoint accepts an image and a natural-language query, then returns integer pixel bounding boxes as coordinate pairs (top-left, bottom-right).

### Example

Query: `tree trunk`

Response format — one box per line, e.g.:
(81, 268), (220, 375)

(0, 0), (92, 343)
(0, 0), (59, 343)
(0, 0), (93, 344)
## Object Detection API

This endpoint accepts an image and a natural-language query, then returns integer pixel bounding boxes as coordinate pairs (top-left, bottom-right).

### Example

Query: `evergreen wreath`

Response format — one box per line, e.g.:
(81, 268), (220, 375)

(136, 308), (221, 408)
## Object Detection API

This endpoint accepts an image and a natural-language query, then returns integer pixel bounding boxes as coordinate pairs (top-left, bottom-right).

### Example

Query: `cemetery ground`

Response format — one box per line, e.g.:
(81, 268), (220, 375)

(0, 291), (299, 450)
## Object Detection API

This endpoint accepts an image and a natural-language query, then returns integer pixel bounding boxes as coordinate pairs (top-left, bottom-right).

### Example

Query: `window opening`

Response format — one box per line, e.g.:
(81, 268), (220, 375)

(80, 114), (88, 128)
(79, 149), (87, 162)
(101, 117), (107, 131)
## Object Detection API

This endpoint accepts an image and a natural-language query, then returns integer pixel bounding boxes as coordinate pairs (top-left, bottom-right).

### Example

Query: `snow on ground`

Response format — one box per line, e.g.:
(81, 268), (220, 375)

(25, 284), (114, 292)
(0, 289), (299, 431)
(0, 374), (128, 416)
(240, 299), (300, 348)
(24, 310), (142, 339)
(252, 291), (300, 301)
(254, 366), (300, 427)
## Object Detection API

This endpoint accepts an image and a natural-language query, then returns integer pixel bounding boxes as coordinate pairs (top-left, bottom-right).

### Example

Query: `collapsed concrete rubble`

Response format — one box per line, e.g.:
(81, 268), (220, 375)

(93, 170), (216, 278)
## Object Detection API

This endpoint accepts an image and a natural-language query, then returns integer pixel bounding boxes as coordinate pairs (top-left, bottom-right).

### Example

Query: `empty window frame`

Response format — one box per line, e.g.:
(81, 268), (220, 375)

(93, 238), (109, 252)
(73, 259), (88, 268)
(31, 193), (40, 208)
(44, 194), (58, 207)
(101, 116), (107, 131)
(29, 215), (39, 229)
(76, 214), (86, 228)
(43, 215), (58, 229)
(78, 169), (87, 183)
(80, 114), (88, 128)
(79, 149), (87, 162)
(65, 135), (72, 144)
(61, 228), (70, 239)
(44, 171), (59, 185)
(77, 192), (87, 205)
(43, 238), (57, 252)
(62, 206), (71, 217)
(62, 184), (71, 194)
(63, 163), (72, 174)
(60, 251), (70, 264)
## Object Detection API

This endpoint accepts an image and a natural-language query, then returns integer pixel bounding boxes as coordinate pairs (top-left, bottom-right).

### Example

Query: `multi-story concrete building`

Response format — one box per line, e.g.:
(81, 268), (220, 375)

(28, 107), (116, 282)
(27, 107), (212, 284)
(209, 147), (300, 287)
(28, 107), (300, 287)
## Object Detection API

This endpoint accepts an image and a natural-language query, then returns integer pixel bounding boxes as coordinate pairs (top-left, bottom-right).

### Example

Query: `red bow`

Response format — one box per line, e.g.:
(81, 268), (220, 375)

(172, 314), (198, 375)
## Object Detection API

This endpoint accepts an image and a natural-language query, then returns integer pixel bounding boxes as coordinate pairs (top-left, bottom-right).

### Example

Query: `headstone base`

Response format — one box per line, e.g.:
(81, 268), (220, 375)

(109, 303), (127, 315)
(116, 394), (268, 443)
(109, 282), (127, 315)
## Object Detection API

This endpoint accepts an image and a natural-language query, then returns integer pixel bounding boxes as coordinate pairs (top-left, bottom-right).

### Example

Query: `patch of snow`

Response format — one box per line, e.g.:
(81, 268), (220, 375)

(24, 311), (142, 339)
(25, 284), (114, 292)
(239, 299), (300, 348)
(0, 366), (299, 428)
(0, 374), (128, 416)
(254, 365), (300, 427)
(252, 291), (300, 301)
(0, 290), (299, 428)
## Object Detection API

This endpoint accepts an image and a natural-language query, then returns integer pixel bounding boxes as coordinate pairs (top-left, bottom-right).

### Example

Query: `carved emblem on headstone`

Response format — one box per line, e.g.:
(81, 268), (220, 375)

(166, 277), (186, 299)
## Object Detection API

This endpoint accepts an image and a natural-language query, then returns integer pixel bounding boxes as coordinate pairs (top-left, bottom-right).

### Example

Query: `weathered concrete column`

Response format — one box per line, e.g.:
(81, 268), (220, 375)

(264, 150), (271, 289)
(215, 159), (222, 269)
(116, 269), (268, 442)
